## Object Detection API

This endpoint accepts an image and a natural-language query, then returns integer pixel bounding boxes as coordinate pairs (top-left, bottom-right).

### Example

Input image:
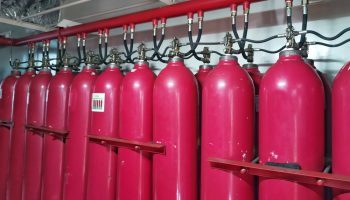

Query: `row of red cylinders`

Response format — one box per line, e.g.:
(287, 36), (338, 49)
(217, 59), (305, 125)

(0, 49), (347, 200)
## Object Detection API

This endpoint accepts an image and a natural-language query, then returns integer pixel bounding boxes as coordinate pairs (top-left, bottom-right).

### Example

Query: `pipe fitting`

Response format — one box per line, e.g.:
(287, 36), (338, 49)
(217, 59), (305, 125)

(161, 18), (166, 35)
(230, 4), (237, 25)
(187, 12), (194, 32)
(98, 29), (103, 44)
(77, 34), (81, 47)
(104, 29), (109, 43)
(123, 25), (128, 40)
(152, 19), (158, 36)
(198, 10), (204, 30)
(130, 24), (135, 40)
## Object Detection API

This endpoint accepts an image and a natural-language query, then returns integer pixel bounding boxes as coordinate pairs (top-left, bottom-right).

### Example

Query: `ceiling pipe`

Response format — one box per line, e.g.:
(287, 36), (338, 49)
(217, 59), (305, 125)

(0, 37), (15, 45)
(13, 0), (263, 46)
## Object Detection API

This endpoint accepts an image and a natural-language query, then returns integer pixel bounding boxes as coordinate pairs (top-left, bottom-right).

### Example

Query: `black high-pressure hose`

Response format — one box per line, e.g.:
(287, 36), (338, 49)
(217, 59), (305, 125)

(298, 12), (308, 48)
(313, 39), (350, 47)
(82, 44), (87, 63)
(98, 43), (104, 61)
(306, 28), (350, 41)
(184, 28), (203, 57)
(152, 35), (168, 63)
(258, 46), (286, 54)
(241, 20), (249, 57)
(98, 42), (109, 65)
(57, 40), (62, 66)
(287, 15), (292, 29)
(77, 46), (82, 65)
(129, 38), (134, 63)
(241, 35), (280, 43)
(187, 30), (203, 61)
(150, 33), (165, 60)
(232, 24), (248, 59)
(104, 42), (108, 61)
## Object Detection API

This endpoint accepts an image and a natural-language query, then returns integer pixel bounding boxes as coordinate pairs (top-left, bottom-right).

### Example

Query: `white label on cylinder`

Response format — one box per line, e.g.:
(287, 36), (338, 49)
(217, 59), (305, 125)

(92, 93), (105, 112)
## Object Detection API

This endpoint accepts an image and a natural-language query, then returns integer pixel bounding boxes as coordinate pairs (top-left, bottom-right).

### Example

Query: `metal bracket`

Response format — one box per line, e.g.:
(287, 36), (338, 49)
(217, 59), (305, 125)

(169, 37), (182, 58)
(224, 32), (234, 55)
(88, 134), (166, 154)
(209, 157), (350, 191)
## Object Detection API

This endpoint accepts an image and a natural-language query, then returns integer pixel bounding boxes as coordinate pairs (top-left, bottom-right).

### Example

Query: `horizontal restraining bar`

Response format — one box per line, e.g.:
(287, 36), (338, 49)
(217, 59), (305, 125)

(88, 134), (165, 154)
(25, 124), (68, 137)
(209, 158), (350, 191)
(0, 120), (13, 128)
(5, 0), (263, 46)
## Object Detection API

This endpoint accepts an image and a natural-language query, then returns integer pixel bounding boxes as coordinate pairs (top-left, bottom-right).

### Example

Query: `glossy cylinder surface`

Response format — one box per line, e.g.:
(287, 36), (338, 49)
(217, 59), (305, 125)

(86, 64), (123, 200)
(201, 55), (255, 200)
(117, 61), (155, 200)
(23, 69), (52, 200)
(0, 71), (20, 200)
(63, 66), (96, 200)
(153, 57), (198, 200)
(41, 67), (74, 200)
(332, 62), (350, 199)
(8, 69), (35, 200)
(259, 50), (324, 200)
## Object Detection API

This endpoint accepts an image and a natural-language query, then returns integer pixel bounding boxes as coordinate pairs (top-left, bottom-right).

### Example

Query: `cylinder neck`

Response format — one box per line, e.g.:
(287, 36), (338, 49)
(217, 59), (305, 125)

(40, 67), (51, 73)
(199, 64), (213, 69)
(85, 64), (94, 70)
(61, 66), (72, 72)
(169, 56), (183, 63)
(107, 63), (119, 69)
(220, 54), (238, 61)
(11, 69), (21, 76)
(279, 49), (302, 58)
(242, 63), (258, 69)
(136, 60), (149, 66)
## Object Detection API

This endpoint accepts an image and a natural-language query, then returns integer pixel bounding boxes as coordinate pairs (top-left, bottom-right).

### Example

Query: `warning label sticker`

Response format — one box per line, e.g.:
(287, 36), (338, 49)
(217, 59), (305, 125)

(92, 93), (105, 112)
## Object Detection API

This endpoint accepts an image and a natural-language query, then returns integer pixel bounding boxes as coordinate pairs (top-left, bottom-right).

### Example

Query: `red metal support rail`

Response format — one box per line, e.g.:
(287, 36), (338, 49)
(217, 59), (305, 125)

(209, 158), (350, 191)
(88, 134), (165, 154)
(0, 0), (263, 46)
(0, 37), (14, 46)
(25, 124), (69, 138)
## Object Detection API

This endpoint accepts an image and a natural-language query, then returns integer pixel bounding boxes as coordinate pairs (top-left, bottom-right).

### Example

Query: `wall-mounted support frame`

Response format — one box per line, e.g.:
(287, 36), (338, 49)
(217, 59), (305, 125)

(88, 134), (165, 154)
(25, 124), (68, 138)
(209, 157), (350, 191)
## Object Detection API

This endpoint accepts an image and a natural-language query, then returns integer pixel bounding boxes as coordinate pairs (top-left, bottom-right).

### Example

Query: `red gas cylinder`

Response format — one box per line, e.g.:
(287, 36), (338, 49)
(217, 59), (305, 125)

(242, 63), (263, 95)
(305, 59), (332, 163)
(243, 63), (263, 156)
(8, 68), (35, 200)
(41, 66), (74, 200)
(63, 65), (97, 200)
(195, 64), (213, 88)
(332, 61), (350, 199)
(153, 56), (198, 199)
(23, 67), (52, 200)
(117, 60), (155, 200)
(86, 62), (123, 200)
(201, 55), (255, 200)
(0, 69), (20, 199)
(259, 50), (324, 200)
